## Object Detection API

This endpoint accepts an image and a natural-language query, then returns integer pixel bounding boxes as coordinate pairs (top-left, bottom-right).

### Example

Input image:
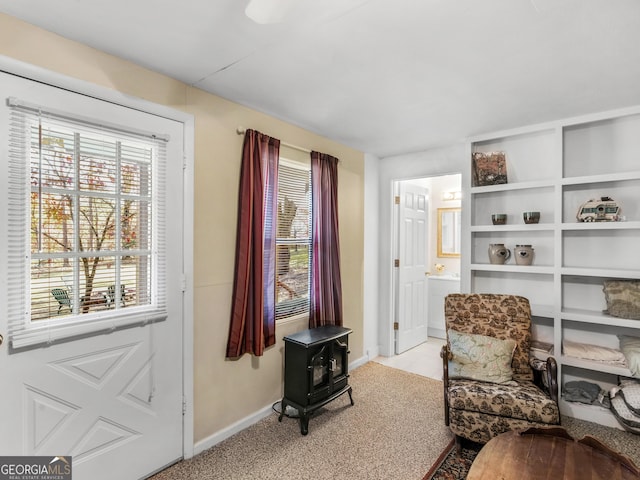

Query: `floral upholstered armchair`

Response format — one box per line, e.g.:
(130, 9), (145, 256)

(440, 293), (560, 445)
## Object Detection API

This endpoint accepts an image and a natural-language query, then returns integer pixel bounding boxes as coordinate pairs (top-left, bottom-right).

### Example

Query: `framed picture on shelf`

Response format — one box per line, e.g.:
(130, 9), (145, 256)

(472, 151), (508, 186)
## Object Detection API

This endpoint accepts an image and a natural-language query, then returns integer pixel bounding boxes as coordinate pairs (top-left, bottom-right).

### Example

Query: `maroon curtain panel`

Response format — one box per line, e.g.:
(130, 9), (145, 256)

(309, 151), (343, 328)
(226, 130), (280, 358)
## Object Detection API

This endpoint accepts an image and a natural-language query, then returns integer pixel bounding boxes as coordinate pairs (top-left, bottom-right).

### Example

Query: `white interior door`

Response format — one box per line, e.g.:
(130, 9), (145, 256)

(0, 71), (184, 480)
(395, 182), (429, 354)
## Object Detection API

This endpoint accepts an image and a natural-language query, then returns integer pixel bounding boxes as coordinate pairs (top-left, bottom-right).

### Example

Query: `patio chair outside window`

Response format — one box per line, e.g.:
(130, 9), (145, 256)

(51, 288), (72, 314)
(107, 284), (126, 308)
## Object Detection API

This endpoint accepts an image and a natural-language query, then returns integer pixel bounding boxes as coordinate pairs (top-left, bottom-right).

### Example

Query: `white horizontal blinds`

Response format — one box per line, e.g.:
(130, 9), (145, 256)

(152, 136), (167, 315)
(275, 157), (312, 320)
(6, 109), (30, 347)
(7, 99), (168, 348)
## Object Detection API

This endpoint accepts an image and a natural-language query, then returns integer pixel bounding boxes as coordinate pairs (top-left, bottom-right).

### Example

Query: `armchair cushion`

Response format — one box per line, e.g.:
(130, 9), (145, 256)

(448, 329), (517, 384)
(445, 293), (533, 381)
(448, 378), (560, 424)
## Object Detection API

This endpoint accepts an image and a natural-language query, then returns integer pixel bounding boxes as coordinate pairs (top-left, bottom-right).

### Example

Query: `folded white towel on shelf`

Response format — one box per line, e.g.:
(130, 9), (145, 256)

(562, 339), (627, 365)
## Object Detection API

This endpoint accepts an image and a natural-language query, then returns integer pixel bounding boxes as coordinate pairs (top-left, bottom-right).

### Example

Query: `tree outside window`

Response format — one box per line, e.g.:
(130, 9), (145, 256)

(275, 159), (311, 320)
(29, 121), (153, 320)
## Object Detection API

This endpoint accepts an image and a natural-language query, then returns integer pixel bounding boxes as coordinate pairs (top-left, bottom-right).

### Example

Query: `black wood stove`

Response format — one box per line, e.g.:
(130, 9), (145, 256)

(279, 325), (354, 435)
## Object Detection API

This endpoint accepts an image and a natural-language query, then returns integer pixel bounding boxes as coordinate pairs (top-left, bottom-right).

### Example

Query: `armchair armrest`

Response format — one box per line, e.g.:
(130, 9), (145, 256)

(440, 344), (451, 382)
(440, 344), (451, 425)
(530, 356), (559, 403)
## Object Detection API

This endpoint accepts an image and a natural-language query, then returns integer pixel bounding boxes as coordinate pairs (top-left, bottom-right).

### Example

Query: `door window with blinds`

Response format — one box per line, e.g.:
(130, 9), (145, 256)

(276, 157), (312, 320)
(6, 98), (168, 347)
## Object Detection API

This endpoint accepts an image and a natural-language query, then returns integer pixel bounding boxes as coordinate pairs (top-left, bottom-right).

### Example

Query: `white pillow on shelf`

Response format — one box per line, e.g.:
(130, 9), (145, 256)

(619, 335), (640, 377)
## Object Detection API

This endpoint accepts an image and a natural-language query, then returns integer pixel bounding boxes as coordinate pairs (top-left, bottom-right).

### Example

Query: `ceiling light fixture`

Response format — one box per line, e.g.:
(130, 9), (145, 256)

(244, 0), (298, 24)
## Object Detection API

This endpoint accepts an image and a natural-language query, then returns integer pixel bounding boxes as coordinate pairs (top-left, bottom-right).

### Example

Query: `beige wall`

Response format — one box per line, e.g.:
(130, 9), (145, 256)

(0, 13), (365, 444)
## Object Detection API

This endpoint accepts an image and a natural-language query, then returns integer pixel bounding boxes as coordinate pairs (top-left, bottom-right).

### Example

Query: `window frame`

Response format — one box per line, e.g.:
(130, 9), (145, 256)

(6, 98), (169, 349)
(274, 156), (312, 322)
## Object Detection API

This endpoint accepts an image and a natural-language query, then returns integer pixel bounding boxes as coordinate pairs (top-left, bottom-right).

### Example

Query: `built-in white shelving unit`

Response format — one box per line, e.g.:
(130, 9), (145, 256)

(462, 106), (640, 429)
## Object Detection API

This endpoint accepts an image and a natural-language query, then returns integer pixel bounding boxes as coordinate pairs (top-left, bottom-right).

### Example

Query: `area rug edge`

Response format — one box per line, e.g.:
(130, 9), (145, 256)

(422, 437), (456, 480)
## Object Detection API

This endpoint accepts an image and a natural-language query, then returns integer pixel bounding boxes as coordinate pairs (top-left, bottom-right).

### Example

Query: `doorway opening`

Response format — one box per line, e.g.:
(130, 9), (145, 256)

(392, 173), (461, 355)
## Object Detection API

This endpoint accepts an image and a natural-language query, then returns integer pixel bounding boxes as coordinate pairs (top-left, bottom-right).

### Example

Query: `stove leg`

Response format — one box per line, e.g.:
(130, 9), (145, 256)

(299, 414), (309, 435)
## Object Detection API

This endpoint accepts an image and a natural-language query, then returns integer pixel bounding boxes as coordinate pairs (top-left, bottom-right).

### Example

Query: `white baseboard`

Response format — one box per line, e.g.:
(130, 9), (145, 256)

(193, 403), (275, 456)
(428, 328), (446, 340)
(349, 355), (369, 370)
(559, 398), (624, 431)
(365, 346), (380, 360)
(194, 355), (370, 456)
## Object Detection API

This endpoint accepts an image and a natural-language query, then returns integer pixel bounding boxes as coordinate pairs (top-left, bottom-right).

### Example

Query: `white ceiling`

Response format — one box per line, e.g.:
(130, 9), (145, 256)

(2, 0), (640, 157)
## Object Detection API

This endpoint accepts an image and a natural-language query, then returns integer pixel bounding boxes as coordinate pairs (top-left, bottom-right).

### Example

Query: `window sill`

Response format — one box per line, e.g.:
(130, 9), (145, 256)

(11, 308), (167, 350)
(276, 312), (309, 327)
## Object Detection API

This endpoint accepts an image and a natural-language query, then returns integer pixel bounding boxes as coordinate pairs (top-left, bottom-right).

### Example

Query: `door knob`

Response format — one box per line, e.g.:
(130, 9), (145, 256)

(0, 333), (3, 346)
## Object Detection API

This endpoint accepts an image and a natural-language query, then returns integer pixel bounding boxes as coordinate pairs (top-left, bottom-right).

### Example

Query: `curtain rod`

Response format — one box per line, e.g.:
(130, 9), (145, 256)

(236, 126), (311, 154)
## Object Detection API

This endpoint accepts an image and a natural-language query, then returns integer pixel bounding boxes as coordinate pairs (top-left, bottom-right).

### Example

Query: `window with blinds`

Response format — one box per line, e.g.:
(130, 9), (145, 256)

(7, 99), (168, 348)
(275, 157), (312, 320)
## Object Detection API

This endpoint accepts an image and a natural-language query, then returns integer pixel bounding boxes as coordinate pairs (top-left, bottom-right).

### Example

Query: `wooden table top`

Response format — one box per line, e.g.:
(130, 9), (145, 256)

(467, 427), (640, 480)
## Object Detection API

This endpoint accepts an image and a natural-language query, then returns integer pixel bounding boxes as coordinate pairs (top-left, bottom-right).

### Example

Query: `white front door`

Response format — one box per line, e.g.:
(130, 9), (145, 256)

(0, 72), (184, 479)
(395, 182), (429, 354)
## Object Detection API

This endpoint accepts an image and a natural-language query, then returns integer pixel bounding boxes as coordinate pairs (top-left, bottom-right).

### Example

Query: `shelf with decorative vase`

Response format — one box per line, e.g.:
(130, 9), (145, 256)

(463, 104), (640, 429)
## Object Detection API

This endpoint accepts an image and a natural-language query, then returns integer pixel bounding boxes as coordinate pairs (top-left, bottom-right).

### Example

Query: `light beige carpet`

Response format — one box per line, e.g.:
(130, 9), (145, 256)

(151, 362), (640, 479)
(151, 362), (453, 480)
